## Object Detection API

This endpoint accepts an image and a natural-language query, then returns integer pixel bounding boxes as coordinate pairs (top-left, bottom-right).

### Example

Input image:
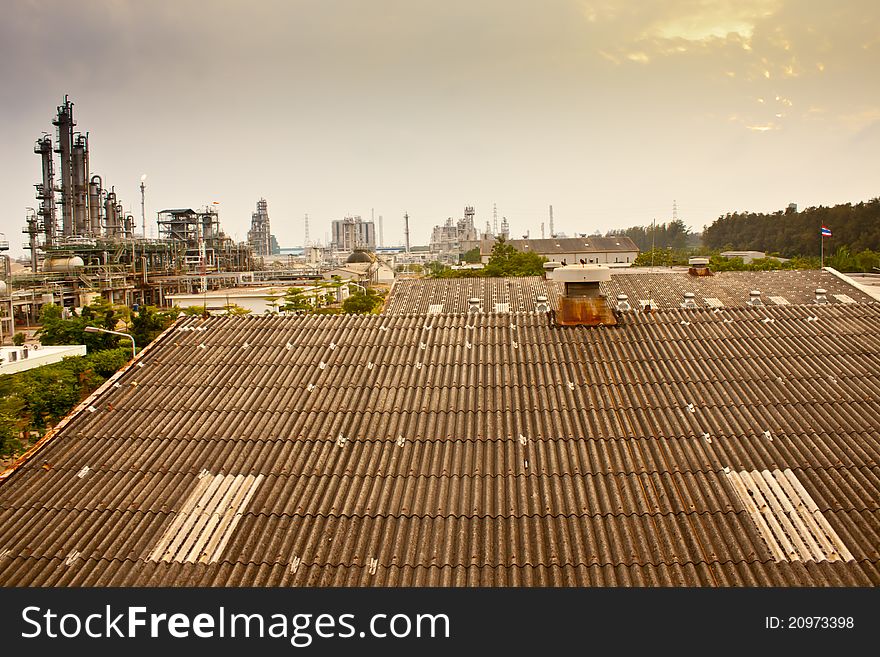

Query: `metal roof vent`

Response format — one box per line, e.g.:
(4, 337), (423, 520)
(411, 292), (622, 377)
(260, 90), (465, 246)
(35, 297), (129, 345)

(747, 290), (763, 306)
(553, 265), (616, 326)
(616, 293), (631, 312)
(535, 295), (550, 313)
(815, 288), (828, 304)
(467, 297), (481, 314)
(688, 256), (712, 276)
(681, 292), (698, 309)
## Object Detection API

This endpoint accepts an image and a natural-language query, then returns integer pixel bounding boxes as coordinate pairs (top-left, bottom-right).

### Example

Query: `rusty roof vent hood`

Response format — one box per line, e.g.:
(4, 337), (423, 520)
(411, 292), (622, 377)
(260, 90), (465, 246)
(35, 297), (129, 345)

(553, 265), (617, 326)
(688, 256), (712, 276)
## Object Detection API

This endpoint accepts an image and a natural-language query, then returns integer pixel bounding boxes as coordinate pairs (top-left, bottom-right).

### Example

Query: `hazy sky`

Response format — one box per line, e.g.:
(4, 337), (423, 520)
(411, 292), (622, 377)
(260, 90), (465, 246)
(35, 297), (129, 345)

(1, 0), (877, 254)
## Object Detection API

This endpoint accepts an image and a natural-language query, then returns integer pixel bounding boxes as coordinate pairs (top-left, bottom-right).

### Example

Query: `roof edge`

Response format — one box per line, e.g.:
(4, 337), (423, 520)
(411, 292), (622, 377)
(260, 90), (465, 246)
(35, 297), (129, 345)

(823, 266), (880, 302)
(0, 315), (186, 485)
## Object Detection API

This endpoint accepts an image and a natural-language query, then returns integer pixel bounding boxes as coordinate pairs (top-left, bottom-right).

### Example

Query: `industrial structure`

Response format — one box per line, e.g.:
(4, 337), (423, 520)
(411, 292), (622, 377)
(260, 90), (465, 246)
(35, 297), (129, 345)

(7, 96), (261, 326)
(247, 198), (279, 257)
(429, 206), (483, 263)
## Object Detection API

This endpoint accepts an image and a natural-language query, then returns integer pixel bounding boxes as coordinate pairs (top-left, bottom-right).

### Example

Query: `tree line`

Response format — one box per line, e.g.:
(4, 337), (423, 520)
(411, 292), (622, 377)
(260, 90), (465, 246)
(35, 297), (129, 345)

(702, 198), (880, 257)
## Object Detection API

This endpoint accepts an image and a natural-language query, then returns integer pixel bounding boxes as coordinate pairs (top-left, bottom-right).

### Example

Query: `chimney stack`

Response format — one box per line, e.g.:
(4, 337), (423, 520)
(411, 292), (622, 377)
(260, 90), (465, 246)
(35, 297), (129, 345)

(543, 261), (562, 279)
(553, 265), (617, 326)
(815, 288), (828, 304)
(681, 292), (698, 309)
(467, 297), (482, 314)
(535, 295), (550, 313)
(688, 256), (712, 276)
(616, 294), (631, 312)
(748, 290), (763, 306)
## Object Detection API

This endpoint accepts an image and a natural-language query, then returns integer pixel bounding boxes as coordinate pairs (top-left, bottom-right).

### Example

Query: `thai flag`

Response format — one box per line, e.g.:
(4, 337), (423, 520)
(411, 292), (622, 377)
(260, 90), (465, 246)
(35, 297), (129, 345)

(821, 225), (832, 237)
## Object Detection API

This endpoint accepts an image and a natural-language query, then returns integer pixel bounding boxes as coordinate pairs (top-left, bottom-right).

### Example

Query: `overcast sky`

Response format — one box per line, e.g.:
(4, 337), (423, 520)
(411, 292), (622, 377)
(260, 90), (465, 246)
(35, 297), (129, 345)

(1, 0), (877, 254)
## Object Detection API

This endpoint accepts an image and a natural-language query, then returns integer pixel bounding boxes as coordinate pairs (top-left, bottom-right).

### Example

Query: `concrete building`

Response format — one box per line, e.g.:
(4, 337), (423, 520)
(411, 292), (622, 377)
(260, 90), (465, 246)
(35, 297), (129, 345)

(0, 344), (87, 374)
(331, 216), (376, 251)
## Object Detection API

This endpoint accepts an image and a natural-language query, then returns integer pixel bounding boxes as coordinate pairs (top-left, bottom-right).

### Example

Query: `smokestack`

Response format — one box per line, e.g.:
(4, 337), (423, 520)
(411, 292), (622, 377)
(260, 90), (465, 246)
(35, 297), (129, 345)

(688, 256), (712, 276)
(553, 265), (617, 326)
(404, 212), (410, 254)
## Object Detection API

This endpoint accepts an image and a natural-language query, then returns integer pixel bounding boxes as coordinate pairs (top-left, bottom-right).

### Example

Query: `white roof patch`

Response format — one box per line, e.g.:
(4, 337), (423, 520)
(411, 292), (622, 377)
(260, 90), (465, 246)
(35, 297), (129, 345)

(725, 468), (854, 563)
(146, 473), (264, 564)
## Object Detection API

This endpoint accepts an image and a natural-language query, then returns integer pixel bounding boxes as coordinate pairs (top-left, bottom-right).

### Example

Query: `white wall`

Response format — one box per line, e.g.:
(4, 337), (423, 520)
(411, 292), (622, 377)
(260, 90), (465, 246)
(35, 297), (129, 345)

(0, 345), (88, 374)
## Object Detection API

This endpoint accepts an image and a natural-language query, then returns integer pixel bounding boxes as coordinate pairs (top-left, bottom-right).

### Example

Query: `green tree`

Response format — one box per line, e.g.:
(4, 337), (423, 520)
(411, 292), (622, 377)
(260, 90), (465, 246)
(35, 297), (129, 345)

(342, 288), (383, 314)
(282, 287), (316, 313)
(483, 236), (547, 276)
(12, 333), (25, 346)
(461, 247), (481, 264)
(37, 303), (120, 351)
(130, 305), (176, 348)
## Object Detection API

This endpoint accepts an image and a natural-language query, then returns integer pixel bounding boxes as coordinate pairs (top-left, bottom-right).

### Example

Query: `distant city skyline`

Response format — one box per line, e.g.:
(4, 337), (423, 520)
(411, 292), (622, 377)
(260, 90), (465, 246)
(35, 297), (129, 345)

(1, 1), (877, 256)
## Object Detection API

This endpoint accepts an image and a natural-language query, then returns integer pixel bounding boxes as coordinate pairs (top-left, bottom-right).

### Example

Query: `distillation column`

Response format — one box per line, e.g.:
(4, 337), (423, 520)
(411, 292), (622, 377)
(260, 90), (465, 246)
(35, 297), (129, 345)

(53, 96), (76, 237)
(34, 136), (56, 245)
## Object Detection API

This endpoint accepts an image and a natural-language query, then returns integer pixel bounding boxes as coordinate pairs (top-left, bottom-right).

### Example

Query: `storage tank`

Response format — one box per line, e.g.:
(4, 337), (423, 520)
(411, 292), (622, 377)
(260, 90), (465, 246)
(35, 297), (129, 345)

(42, 256), (85, 273)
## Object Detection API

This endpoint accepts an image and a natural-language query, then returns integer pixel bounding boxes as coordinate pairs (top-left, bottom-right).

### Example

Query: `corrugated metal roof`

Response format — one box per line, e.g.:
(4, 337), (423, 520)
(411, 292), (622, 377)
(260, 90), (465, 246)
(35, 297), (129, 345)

(384, 270), (875, 314)
(0, 304), (878, 587)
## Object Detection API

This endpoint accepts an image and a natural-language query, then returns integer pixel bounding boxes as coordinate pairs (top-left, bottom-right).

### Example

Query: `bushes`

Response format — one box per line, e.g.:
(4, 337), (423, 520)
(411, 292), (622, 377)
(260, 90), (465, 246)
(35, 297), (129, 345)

(0, 347), (131, 456)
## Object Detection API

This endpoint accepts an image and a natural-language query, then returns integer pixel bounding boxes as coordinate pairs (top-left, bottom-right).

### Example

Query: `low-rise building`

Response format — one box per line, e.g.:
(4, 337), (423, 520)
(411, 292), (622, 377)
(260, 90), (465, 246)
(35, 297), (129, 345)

(0, 344), (87, 374)
(480, 236), (639, 266)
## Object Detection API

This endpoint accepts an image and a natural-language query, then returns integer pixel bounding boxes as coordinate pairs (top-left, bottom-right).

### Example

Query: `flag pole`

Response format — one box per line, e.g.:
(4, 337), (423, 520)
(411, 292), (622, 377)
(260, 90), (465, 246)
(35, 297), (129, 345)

(820, 230), (824, 269)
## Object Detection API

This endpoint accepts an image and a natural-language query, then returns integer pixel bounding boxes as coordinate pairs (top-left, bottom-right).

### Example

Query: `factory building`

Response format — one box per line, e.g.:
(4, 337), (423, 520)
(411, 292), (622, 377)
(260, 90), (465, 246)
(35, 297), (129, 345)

(479, 236), (640, 266)
(0, 267), (877, 586)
